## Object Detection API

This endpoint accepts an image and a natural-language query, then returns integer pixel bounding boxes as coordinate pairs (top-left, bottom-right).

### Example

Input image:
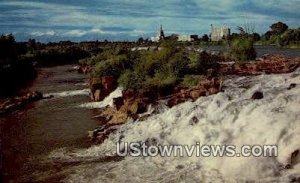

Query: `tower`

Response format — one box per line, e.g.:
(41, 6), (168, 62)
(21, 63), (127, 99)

(159, 25), (165, 40)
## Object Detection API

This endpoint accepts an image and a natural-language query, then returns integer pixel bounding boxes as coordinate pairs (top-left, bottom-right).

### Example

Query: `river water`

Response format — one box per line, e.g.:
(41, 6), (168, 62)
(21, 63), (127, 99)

(0, 65), (101, 182)
(0, 46), (300, 182)
(201, 45), (300, 58)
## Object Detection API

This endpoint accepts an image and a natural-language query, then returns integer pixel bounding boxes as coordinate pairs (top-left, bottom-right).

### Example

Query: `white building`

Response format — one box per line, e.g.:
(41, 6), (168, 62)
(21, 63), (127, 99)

(178, 35), (192, 42)
(210, 25), (230, 41)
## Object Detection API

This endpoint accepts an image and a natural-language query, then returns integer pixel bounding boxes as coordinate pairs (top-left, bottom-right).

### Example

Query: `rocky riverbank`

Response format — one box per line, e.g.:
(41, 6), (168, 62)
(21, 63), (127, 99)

(0, 91), (51, 115)
(219, 55), (300, 75)
(85, 54), (300, 142)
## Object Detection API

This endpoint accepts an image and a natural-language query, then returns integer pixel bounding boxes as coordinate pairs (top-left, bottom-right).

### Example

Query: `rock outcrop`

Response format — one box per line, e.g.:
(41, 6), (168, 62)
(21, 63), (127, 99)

(220, 55), (300, 76)
(91, 77), (222, 128)
(90, 76), (117, 101)
(251, 91), (264, 100)
(77, 65), (91, 74)
(167, 78), (222, 107)
(0, 91), (47, 115)
(88, 55), (300, 143)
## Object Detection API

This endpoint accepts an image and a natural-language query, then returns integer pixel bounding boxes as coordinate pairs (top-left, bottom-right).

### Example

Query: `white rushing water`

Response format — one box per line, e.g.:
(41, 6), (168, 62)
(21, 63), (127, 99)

(49, 69), (300, 183)
(79, 87), (123, 108)
(44, 88), (90, 98)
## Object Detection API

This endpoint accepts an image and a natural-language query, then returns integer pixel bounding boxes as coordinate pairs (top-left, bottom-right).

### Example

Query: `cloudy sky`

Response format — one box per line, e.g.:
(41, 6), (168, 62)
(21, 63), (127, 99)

(0, 0), (299, 42)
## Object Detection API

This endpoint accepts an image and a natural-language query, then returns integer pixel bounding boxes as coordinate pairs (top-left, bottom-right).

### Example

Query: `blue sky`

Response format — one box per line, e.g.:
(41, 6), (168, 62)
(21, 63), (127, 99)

(0, 0), (299, 42)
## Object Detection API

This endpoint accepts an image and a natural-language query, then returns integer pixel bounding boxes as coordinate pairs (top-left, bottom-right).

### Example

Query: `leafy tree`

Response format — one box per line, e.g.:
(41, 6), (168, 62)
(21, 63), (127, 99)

(201, 34), (209, 42)
(0, 34), (37, 95)
(251, 33), (261, 42)
(0, 34), (17, 66)
(137, 37), (144, 45)
(270, 22), (288, 34)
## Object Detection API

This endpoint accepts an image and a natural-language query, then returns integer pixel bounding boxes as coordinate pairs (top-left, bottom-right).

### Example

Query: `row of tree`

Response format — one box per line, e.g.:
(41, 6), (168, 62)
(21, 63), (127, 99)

(262, 22), (300, 47)
(0, 35), (37, 96)
(136, 22), (300, 47)
(227, 22), (300, 47)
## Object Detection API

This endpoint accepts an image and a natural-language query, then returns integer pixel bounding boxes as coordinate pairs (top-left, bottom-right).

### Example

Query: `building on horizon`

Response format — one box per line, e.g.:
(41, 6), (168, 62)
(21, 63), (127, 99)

(210, 24), (231, 41)
(177, 34), (199, 42)
(178, 35), (192, 42)
(151, 25), (165, 42)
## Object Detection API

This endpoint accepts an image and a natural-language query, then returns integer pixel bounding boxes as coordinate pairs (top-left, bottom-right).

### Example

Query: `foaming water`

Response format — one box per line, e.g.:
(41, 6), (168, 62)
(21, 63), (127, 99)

(79, 87), (123, 108)
(44, 88), (90, 98)
(48, 69), (300, 182)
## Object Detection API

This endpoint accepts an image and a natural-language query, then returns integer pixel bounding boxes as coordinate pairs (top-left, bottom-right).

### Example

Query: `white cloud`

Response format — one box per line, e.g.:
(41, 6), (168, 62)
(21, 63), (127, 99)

(30, 30), (56, 36)
(0, 0), (299, 41)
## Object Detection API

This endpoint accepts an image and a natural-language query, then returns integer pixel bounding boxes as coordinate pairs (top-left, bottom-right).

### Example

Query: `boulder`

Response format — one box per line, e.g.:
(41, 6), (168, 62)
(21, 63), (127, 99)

(90, 76), (117, 102)
(208, 87), (220, 95)
(189, 116), (199, 125)
(89, 125), (119, 143)
(108, 110), (129, 125)
(190, 90), (206, 100)
(290, 149), (300, 168)
(0, 91), (45, 114)
(122, 90), (136, 102)
(102, 76), (114, 91)
(251, 91), (264, 100)
(90, 78), (103, 99)
(288, 83), (297, 90)
(78, 65), (91, 74)
(29, 91), (43, 101)
(127, 101), (147, 115)
(113, 97), (124, 110)
(94, 90), (102, 101)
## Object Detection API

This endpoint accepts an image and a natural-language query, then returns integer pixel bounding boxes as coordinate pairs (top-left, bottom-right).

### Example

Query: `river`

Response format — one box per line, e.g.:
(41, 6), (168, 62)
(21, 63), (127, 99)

(201, 45), (300, 58)
(0, 65), (101, 182)
(1, 46), (300, 182)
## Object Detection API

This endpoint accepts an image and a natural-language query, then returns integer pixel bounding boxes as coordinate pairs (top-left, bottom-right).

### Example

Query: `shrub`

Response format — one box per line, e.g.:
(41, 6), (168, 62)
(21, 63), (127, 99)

(90, 39), (222, 91)
(134, 52), (162, 77)
(118, 70), (144, 90)
(92, 54), (130, 78)
(230, 38), (256, 61)
(188, 51), (219, 74)
(144, 69), (178, 89)
(182, 75), (207, 87)
(167, 51), (189, 77)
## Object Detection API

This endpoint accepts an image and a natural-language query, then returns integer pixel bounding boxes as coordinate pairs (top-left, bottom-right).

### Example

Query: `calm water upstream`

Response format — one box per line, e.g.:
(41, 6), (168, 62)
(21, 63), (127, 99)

(202, 45), (300, 58)
(0, 46), (299, 182)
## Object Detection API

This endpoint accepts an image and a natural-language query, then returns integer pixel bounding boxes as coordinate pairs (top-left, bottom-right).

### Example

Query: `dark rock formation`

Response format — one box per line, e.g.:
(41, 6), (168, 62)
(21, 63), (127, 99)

(90, 76), (117, 101)
(0, 91), (47, 114)
(251, 91), (264, 100)
(77, 65), (91, 74)
(288, 83), (297, 90)
(88, 124), (119, 143)
(113, 97), (124, 110)
(167, 77), (222, 107)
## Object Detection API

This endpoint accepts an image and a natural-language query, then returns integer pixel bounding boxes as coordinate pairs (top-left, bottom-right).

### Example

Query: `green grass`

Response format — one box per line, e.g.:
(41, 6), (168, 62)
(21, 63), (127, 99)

(230, 38), (256, 61)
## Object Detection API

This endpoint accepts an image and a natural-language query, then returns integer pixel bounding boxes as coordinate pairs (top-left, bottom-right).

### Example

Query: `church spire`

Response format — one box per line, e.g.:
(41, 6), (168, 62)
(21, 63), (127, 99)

(159, 24), (165, 39)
